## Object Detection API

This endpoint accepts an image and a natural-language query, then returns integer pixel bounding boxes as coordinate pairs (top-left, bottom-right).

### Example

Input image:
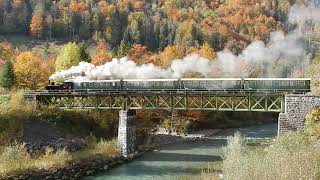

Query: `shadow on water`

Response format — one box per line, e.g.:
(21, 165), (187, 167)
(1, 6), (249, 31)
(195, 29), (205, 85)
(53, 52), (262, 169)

(139, 151), (222, 162)
(83, 123), (278, 180)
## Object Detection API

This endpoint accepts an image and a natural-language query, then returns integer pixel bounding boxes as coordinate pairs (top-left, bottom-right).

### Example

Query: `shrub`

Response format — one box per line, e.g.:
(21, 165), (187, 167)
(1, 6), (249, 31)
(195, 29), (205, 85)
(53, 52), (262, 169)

(34, 147), (71, 169)
(0, 143), (32, 177)
(305, 108), (320, 139)
(92, 139), (119, 157)
(0, 143), (72, 178)
(220, 132), (320, 180)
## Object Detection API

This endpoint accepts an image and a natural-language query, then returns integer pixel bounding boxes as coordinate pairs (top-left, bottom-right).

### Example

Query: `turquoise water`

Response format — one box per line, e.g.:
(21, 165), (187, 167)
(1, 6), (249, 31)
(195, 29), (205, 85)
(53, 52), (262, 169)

(84, 123), (277, 180)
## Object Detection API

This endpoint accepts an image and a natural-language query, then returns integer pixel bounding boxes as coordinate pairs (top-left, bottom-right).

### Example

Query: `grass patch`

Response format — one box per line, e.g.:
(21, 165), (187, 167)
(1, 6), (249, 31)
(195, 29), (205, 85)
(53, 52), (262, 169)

(72, 139), (119, 161)
(0, 91), (35, 145)
(0, 139), (119, 178)
(0, 143), (71, 179)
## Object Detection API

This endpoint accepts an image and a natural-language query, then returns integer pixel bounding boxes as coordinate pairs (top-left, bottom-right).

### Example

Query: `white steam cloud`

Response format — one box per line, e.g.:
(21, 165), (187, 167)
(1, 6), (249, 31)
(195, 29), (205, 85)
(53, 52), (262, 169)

(50, 31), (306, 80)
(50, 2), (319, 81)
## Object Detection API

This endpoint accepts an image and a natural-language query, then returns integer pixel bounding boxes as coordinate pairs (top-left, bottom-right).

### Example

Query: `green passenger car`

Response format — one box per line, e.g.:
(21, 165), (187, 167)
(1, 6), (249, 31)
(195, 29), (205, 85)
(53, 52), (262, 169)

(123, 79), (179, 90)
(181, 78), (242, 90)
(66, 80), (122, 91)
(244, 78), (311, 92)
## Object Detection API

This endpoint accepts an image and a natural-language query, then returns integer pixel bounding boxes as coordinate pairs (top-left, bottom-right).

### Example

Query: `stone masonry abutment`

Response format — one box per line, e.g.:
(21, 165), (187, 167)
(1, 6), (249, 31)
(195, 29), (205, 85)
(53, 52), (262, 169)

(278, 95), (320, 134)
(118, 110), (137, 157)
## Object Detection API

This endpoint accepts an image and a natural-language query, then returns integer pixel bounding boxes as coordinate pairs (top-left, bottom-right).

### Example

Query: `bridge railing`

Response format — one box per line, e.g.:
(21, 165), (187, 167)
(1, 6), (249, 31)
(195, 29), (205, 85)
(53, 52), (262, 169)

(24, 89), (294, 96)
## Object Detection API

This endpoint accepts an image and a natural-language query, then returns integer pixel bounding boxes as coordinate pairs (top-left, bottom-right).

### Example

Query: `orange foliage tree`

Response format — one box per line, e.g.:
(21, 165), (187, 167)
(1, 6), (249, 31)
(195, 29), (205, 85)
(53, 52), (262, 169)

(69, 0), (88, 13)
(30, 13), (43, 38)
(91, 41), (112, 65)
(128, 44), (152, 64)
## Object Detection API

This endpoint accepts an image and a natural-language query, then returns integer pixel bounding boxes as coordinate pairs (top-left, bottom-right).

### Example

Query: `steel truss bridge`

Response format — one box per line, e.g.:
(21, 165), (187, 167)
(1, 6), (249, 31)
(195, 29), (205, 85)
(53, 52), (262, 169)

(25, 90), (285, 112)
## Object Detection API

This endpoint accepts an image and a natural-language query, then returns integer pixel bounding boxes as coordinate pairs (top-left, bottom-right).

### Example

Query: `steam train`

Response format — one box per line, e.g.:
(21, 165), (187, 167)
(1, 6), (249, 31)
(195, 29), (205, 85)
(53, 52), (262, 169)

(45, 78), (311, 93)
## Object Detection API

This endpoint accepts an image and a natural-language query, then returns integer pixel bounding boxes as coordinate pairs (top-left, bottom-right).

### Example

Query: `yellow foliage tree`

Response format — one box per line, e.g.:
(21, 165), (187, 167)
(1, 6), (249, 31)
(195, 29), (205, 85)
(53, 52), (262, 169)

(198, 43), (216, 60)
(159, 45), (185, 68)
(14, 52), (52, 89)
(187, 43), (216, 60)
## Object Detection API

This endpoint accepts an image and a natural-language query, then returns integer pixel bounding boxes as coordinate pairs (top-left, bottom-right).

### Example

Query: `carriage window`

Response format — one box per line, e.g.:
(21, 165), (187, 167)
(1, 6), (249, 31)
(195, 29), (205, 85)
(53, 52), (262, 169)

(148, 81), (154, 86)
(89, 82), (94, 87)
(82, 83), (87, 87)
(257, 81), (263, 86)
(94, 83), (99, 88)
(192, 81), (199, 87)
(281, 81), (289, 86)
(250, 81), (257, 86)
(199, 81), (205, 87)
(273, 81), (280, 86)
(290, 81), (296, 86)
(264, 81), (272, 86)
(134, 82), (139, 86)
(127, 82), (133, 86)
(185, 81), (192, 86)
(168, 81), (173, 86)
(298, 81), (305, 86)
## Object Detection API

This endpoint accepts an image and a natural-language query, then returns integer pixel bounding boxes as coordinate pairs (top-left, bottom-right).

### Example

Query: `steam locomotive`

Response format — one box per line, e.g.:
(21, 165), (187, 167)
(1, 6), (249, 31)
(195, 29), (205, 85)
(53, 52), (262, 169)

(45, 78), (311, 93)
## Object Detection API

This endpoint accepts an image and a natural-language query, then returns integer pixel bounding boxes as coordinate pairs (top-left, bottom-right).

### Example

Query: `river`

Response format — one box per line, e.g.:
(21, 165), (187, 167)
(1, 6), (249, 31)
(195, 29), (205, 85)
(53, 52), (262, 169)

(84, 123), (277, 180)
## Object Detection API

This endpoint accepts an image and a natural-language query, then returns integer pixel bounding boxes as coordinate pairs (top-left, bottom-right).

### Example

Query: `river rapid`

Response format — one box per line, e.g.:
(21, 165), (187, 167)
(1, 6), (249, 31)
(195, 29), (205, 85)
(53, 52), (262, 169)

(84, 123), (277, 180)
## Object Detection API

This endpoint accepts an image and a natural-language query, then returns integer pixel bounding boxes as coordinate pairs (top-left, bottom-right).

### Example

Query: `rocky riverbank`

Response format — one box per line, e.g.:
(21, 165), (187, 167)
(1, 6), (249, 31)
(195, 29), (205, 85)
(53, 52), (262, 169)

(22, 120), (87, 155)
(4, 146), (155, 180)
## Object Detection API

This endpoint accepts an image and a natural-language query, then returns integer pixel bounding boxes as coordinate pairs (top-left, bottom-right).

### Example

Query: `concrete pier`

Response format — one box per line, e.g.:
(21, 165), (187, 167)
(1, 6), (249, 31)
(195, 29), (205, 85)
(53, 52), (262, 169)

(118, 110), (137, 157)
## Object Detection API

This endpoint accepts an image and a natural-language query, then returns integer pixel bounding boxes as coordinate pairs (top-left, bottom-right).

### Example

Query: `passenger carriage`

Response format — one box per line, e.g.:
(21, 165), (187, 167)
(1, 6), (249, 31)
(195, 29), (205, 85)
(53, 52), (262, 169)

(244, 78), (311, 93)
(181, 78), (242, 91)
(46, 78), (311, 94)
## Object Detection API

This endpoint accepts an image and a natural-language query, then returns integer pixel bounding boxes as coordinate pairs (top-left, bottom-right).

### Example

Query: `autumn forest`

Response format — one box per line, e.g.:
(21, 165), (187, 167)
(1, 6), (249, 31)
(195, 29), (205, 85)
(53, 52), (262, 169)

(0, 0), (313, 90)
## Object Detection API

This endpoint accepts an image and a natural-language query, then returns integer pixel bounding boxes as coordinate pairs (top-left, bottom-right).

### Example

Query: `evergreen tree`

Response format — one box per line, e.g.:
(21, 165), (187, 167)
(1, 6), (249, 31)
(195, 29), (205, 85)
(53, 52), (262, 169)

(115, 40), (131, 58)
(79, 42), (91, 62)
(108, 8), (128, 48)
(0, 60), (14, 89)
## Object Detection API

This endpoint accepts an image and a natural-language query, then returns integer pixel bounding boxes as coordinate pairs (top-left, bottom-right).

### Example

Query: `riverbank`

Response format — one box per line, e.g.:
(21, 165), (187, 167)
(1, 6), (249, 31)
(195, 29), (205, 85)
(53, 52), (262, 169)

(2, 127), (223, 180)
(4, 146), (156, 180)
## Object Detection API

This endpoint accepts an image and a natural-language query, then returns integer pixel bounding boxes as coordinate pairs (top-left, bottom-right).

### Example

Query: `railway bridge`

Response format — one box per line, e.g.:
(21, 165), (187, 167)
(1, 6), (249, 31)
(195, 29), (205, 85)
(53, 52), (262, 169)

(24, 90), (320, 156)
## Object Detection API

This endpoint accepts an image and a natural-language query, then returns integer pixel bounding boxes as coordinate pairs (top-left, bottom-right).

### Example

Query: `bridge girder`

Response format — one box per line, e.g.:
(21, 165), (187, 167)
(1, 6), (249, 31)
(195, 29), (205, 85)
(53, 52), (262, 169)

(32, 91), (285, 112)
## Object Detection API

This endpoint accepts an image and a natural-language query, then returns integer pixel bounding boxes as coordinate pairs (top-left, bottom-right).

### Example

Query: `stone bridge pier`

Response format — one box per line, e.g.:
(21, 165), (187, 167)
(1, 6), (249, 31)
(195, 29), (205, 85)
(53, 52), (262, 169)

(278, 95), (320, 134)
(118, 110), (137, 157)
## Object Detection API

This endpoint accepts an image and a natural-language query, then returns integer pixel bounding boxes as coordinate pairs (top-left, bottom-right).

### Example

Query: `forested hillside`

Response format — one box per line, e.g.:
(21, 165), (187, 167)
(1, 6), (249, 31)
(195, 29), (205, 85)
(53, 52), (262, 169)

(0, 0), (318, 90)
(0, 0), (286, 51)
